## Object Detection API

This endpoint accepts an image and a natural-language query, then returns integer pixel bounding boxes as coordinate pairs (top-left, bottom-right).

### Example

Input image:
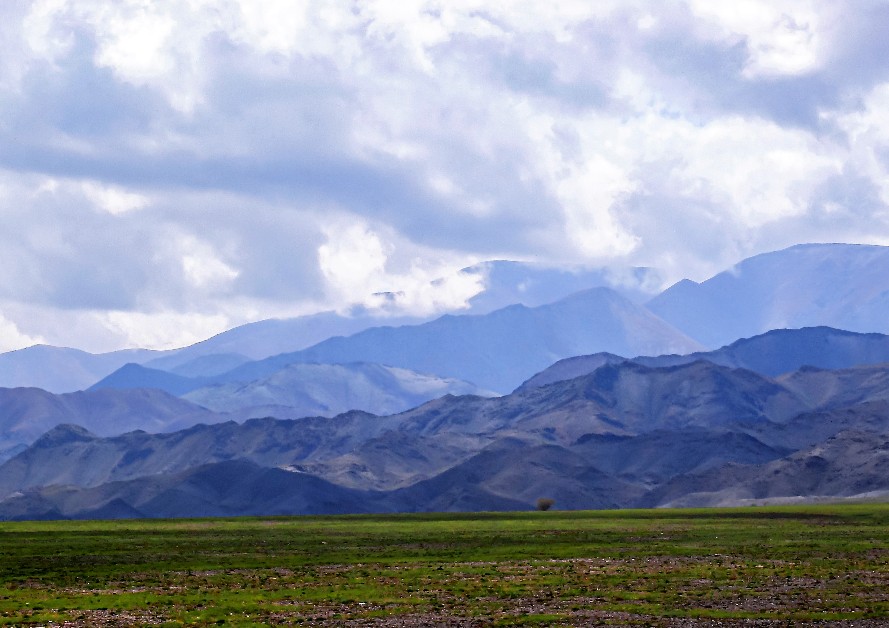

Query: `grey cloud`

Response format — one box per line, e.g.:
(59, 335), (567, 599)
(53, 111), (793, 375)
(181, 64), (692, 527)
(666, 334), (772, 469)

(0, 28), (557, 262)
(610, 166), (748, 279)
(439, 33), (611, 111)
(0, 174), (330, 315)
(827, 2), (889, 88)
(5, 1), (889, 352)
(811, 167), (888, 219)
(155, 198), (329, 304)
(640, 4), (889, 131)
(0, 193), (155, 310)
(633, 16), (836, 129)
(6, 33), (166, 139)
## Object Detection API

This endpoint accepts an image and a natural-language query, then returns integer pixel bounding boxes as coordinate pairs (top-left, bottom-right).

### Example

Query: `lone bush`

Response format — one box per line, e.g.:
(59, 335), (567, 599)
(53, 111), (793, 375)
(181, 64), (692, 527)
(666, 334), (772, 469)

(536, 497), (555, 511)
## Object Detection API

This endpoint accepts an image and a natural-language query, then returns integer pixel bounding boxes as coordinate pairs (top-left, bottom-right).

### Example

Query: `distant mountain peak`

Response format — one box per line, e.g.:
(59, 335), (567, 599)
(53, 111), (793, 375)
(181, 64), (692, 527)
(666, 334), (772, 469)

(32, 424), (97, 448)
(648, 243), (889, 348)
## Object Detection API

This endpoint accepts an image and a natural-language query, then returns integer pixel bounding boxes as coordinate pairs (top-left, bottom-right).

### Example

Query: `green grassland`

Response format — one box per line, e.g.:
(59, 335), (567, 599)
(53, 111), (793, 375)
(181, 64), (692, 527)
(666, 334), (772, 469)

(1, 505), (887, 626)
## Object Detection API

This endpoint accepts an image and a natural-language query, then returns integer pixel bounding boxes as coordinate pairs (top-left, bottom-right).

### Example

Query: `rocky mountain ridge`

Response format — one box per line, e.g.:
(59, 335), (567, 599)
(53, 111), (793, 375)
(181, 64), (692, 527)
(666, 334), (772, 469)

(4, 355), (889, 519)
(517, 326), (889, 391)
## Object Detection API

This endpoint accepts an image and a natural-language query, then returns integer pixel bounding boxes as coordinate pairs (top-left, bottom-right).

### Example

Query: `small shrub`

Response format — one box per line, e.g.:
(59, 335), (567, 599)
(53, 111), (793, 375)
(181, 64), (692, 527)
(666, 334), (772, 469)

(536, 498), (555, 511)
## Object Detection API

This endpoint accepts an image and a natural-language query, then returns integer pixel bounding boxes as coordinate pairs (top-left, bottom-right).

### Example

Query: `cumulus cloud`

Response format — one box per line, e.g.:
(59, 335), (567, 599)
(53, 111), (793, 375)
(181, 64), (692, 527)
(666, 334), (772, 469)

(1, 0), (889, 352)
(318, 219), (485, 316)
(687, 0), (834, 77)
(81, 181), (149, 215)
(0, 312), (44, 353)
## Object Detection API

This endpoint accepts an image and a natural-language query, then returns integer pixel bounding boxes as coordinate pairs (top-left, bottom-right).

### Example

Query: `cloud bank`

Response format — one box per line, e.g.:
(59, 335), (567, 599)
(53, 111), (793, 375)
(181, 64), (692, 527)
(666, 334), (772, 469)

(2, 0), (889, 351)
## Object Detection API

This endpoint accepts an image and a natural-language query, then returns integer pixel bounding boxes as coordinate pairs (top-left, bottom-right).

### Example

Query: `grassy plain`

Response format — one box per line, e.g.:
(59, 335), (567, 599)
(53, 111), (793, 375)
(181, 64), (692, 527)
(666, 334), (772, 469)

(0, 505), (887, 626)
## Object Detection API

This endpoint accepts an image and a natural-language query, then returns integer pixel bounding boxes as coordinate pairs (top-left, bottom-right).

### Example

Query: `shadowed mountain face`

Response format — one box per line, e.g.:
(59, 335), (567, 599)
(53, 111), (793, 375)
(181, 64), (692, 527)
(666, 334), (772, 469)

(518, 327), (889, 392)
(647, 243), (889, 348)
(142, 260), (659, 368)
(4, 358), (889, 519)
(267, 288), (703, 394)
(0, 459), (384, 521)
(642, 429), (889, 508)
(515, 353), (629, 392)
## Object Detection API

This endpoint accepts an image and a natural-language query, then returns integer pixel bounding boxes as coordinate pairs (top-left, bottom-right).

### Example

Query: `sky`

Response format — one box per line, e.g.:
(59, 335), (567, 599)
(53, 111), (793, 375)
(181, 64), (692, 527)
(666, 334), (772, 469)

(3, 1), (889, 353)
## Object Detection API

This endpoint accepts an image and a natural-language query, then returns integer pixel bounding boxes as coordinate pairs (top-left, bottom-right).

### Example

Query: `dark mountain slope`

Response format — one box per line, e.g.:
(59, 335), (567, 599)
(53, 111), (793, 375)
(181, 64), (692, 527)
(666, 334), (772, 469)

(643, 429), (889, 508)
(570, 429), (791, 486)
(0, 412), (387, 498)
(487, 361), (806, 441)
(391, 438), (646, 512)
(295, 368), (797, 492)
(4, 421), (886, 519)
(777, 364), (889, 409)
(684, 327), (889, 377)
(6, 358), (889, 517)
(515, 352), (628, 392)
(0, 459), (381, 521)
(520, 327), (889, 392)
(745, 400), (889, 451)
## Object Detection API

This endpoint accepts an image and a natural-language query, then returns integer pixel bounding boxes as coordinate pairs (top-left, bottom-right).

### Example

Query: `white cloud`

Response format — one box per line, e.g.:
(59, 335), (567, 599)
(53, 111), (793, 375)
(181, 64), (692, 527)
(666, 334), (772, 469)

(175, 235), (240, 291)
(23, 0), (225, 112)
(0, 312), (44, 352)
(671, 116), (841, 226)
(81, 181), (149, 215)
(688, 0), (835, 77)
(92, 6), (176, 83)
(99, 309), (233, 351)
(832, 82), (889, 208)
(21, 0), (73, 61)
(318, 222), (391, 301)
(317, 220), (484, 316)
(379, 267), (485, 316)
(556, 155), (639, 259)
(1, 1), (889, 351)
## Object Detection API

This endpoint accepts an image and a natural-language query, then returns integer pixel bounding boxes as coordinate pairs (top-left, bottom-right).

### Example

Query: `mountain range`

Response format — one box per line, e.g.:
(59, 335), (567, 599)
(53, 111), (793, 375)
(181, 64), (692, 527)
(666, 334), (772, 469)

(0, 345), (159, 395)
(0, 363), (492, 460)
(0, 386), (222, 459)
(3, 242), (889, 519)
(0, 260), (658, 393)
(5, 243), (889, 396)
(92, 287), (702, 396)
(180, 362), (495, 419)
(517, 326), (889, 391)
(4, 347), (889, 519)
